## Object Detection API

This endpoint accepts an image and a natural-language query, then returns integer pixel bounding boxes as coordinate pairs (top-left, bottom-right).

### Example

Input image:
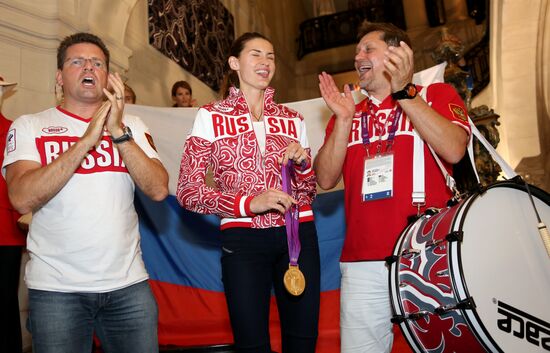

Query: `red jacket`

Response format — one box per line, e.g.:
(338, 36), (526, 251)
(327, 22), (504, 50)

(177, 87), (316, 230)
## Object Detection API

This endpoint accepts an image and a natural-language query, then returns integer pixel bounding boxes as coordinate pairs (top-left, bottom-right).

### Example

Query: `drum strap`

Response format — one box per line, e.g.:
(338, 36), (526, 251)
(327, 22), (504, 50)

(412, 87), (517, 204)
(413, 118), (518, 200)
(412, 86), (452, 206)
(412, 130), (459, 202)
(412, 129), (425, 206)
(467, 118), (517, 179)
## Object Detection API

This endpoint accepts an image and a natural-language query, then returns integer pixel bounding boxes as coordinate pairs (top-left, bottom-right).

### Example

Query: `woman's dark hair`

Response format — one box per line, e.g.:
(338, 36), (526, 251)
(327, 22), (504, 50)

(171, 80), (193, 97)
(219, 32), (270, 99)
(357, 21), (412, 48)
(57, 32), (110, 70)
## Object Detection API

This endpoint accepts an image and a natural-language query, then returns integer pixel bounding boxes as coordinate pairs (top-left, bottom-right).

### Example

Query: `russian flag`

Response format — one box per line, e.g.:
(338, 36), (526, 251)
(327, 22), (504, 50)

(127, 100), (345, 352)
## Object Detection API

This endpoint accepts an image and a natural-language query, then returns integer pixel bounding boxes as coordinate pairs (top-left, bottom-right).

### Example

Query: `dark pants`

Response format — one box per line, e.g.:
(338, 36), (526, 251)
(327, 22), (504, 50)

(221, 222), (320, 353)
(0, 246), (23, 353)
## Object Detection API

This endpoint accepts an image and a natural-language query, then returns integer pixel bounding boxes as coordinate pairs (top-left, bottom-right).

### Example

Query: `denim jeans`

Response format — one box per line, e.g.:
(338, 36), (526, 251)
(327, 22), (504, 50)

(28, 280), (159, 353)
(221, 222), (320, 353)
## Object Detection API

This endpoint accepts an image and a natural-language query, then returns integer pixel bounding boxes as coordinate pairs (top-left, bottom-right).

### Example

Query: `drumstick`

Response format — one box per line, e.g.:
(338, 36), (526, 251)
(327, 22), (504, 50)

(524, 182), (550, 258)
(539, 223), (550, 258)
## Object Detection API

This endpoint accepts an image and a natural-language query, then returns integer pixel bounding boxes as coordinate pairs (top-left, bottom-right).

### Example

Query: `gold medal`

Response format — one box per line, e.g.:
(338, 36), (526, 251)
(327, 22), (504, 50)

(284, 264), (306, 296)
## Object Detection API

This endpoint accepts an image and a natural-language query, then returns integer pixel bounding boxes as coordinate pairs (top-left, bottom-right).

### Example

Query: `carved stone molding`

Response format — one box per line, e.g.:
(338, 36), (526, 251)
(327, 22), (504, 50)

(515, 155), (547, 192)
(0, 0), (136, 73)
(409, 19), (485, 74)
(469, 105), (501, 186)
(0, 1), (60, 50)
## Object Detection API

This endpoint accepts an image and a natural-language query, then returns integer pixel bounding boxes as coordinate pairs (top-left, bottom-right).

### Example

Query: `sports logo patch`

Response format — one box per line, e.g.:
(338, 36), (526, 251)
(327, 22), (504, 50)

(42, 126), (68, 134)
(449, 103), (467, 122)
(7, 128), (16, 153)
(145, 133), (157, 151)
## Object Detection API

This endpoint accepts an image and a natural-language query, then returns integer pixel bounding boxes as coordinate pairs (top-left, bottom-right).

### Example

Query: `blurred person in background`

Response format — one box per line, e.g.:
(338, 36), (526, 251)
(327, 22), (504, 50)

(171, 80), (196, 107)
(124, 83), (136, 104)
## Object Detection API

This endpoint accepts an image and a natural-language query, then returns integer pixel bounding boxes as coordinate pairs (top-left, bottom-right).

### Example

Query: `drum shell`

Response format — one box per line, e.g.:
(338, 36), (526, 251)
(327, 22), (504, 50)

(389, 181), (550, 353)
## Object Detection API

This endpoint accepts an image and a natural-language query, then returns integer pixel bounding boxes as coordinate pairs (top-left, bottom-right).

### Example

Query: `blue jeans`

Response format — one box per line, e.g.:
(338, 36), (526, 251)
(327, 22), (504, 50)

(27, 280), (159, 353)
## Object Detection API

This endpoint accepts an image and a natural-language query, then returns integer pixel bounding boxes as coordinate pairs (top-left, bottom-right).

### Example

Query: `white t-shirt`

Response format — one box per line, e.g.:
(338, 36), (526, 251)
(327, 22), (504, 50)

(2, 106), (160, 292)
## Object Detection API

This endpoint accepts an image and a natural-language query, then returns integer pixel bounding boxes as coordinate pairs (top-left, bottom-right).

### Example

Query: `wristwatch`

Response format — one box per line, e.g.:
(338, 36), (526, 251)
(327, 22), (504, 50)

(391, 83), (418, 100)
(111, 126), (133, 144)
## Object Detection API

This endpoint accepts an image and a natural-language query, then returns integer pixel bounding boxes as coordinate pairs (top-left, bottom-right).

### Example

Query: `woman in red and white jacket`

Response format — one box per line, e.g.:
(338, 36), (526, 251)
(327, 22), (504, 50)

(177, 32), (320, 353)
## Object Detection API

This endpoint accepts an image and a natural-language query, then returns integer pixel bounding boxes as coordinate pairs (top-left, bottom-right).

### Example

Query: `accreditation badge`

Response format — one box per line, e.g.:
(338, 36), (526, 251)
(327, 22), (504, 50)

(361, 152), (394, 202)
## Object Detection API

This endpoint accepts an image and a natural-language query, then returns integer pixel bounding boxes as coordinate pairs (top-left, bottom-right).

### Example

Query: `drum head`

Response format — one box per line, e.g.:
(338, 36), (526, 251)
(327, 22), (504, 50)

(457, 182), (550, 352)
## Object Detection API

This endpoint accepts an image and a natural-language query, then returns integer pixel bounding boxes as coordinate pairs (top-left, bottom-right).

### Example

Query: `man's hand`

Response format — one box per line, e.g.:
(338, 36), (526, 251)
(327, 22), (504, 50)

(103, 72), (125, 137)
(314, 71), (356, 190)
(318, 71), (355, 122)
(383, 41), (414, 93)
(81, 100), (111, 149)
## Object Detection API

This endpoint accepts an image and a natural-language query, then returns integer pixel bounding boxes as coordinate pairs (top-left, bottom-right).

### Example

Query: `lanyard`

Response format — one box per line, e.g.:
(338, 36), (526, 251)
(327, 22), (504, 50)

(360, 99), (403, 155)
(281, 161), (300, 266)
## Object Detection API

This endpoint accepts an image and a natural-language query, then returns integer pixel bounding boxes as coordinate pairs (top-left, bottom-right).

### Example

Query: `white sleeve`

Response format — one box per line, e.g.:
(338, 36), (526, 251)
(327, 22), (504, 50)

(189, 108), (215, 142)
(123, 114), (161, 160)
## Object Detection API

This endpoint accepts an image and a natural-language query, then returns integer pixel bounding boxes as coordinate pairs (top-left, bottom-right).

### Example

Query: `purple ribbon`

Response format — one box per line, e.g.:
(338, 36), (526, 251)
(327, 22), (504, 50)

(282, 161), (300, 266)
(361, 100), (402, 153)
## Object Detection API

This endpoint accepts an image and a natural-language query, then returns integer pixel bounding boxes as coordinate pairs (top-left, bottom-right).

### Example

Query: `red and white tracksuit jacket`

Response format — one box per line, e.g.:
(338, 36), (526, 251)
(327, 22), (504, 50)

(177, 86), (316, 230)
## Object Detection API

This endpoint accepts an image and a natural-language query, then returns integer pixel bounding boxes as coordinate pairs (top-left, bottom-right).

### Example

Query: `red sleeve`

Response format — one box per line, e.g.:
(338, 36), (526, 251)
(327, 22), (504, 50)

(176, 108), (243, 219)
(0, 116), (25, 246)
(425, 83), (471, 136)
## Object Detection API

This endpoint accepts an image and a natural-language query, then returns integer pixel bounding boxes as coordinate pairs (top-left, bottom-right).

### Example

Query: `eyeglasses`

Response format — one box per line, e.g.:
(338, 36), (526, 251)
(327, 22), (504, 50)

(64, 57), (107, 71)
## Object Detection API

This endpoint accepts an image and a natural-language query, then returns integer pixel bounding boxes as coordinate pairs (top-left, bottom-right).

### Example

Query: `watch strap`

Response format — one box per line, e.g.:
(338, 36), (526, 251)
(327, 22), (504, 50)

(111, 126), (132, 144)
(391, 83), (417, 100)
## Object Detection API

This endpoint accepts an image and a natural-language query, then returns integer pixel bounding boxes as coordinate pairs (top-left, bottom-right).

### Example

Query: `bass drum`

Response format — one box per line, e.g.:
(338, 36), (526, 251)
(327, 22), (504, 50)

(388, 180), (550, 352)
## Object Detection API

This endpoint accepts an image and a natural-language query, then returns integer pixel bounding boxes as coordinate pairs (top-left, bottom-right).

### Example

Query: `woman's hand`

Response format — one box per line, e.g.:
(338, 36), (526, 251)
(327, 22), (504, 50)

(249, 188), (296, 214)
(279, 142), (308, 167)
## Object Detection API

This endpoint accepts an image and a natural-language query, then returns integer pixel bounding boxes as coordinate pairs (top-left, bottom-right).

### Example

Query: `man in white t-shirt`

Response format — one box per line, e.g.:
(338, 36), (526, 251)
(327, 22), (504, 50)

(2, 32), (169, 353)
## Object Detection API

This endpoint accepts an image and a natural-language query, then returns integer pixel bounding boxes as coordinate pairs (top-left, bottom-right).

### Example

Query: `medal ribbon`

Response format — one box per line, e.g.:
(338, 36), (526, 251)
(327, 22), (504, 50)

(282, 161), (300, 266)
(360, 99), (403, 154)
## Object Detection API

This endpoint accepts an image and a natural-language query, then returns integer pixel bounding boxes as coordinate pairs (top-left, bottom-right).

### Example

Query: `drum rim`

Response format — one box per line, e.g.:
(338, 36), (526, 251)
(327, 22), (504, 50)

(388, 179), (550, 352)
(388, 204), (481, 352)
(449, 179), (550, 352)
(449, 191), (500, 352)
